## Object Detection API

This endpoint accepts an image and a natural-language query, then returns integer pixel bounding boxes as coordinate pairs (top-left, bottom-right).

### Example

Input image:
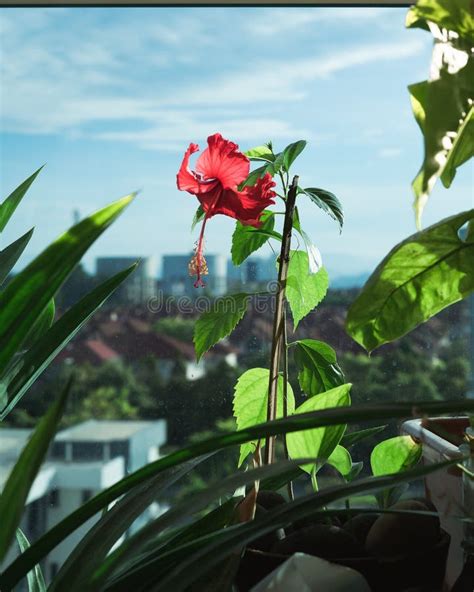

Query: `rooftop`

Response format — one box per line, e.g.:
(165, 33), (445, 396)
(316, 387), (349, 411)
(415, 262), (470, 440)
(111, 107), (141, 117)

(55, 420), (162, 442)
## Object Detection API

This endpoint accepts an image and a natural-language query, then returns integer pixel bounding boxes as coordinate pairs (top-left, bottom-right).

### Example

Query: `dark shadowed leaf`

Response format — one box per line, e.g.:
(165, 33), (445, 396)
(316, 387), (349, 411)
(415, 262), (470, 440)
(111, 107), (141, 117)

(0, 167), (43, 233)
(191, 205), (205, 231)
(15, 529), (46, 592)
(300, 187), (344, 231)
(0, 229), (34, 286)
(0, 378), (71, 562)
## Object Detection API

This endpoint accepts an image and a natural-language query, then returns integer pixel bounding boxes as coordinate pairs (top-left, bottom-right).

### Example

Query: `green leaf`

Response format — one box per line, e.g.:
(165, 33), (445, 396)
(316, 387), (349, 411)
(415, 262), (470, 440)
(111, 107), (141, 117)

(238, 164), (269, 189)
(301, 187), (344, 231)
(0, 265), (137, 420)
(286, 251), (329, 329)
(406, 0), (474, 43)
(48, 458), (208, 592)
(0, 167), (43, 233)
(327, 445), (352, 478)
(140, 459), (457, 592)
(244, 145), (275, 162)
(409, 61), (474, 226)
(340, 425), (387, 448)
(15, 529), (46, 592)
(88, 460), (309, 592)
(3, 398), (473, 590)
(293, 339), (345, 397)
(194, 293), (250, 361)
(191, 205), (205, 231)
(0, 194), (134, 378)
(346, 209), (474, 352)
(233, 368), (295, 466)
(23, 299), (55, 350)
(282, 140), (307, 172)
(287, 384), (351, 474)
(371, 436), (422, 477)
(0, 228), (34, 286)
(231, 211), (275, 265)
(0, 377), (71, 562)
(267, 152), (285, 175)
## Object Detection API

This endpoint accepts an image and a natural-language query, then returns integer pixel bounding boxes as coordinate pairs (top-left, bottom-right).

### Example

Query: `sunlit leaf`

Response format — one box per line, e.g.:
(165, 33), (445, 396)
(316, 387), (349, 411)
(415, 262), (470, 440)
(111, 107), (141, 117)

(346, 209), (474, 352)
(293, 339), (345, 397)
(327, 445), (352, 478)
(282, 140), (307, 172)
(287, 384), (351, 474)
(0, 194), (135, 377)
(194, 293), (250, 361)
(244, 145), (275, 162)
(371, 436), (422, 477)
(286, 251), (329, 329)
(406, 0), (474, 43)
(0, 167), (43, 233)
(233, 368), (295, 466)
(231, 211), (275, 265)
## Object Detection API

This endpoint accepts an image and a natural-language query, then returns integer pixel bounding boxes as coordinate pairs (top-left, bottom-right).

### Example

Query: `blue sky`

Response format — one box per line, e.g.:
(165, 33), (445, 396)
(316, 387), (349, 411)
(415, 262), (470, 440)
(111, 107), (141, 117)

(0, 6), (472, 280)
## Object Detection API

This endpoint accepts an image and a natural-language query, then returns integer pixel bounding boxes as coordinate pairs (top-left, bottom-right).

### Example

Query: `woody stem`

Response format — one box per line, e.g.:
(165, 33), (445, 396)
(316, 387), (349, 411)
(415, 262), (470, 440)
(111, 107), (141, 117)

(264, 175), (299, 466)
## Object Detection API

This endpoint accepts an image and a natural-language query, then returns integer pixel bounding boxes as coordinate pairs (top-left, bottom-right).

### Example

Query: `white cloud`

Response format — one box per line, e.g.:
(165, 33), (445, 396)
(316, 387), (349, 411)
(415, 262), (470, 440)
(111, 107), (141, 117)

(0, 8), (424, 151)
(246, 7), (387, 37)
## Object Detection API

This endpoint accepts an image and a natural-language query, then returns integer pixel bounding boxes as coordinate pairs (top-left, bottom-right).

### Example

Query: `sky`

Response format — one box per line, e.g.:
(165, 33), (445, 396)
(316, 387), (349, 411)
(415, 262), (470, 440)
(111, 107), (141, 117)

(0, 6), (472, 280)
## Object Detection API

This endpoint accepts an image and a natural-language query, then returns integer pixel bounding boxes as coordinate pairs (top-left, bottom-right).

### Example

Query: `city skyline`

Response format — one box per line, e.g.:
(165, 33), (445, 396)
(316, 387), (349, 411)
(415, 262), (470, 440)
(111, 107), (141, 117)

(1, 7), (472, 283)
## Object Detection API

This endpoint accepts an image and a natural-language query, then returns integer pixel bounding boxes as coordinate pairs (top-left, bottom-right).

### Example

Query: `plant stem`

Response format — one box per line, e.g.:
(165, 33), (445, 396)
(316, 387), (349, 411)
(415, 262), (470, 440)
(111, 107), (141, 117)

(282, 307), (294, 501)
(264, 175), (299, 466)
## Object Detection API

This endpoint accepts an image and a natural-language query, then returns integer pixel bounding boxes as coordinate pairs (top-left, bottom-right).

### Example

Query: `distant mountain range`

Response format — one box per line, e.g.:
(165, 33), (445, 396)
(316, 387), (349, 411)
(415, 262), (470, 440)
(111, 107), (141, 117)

(331, 272), (371, 289)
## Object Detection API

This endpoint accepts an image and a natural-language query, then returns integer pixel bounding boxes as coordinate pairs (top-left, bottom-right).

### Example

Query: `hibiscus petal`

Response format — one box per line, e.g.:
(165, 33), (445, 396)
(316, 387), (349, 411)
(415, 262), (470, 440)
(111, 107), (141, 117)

(215, 174), (276, 227)
(177, 143), (201, 193)
(195, 133), (250, 190)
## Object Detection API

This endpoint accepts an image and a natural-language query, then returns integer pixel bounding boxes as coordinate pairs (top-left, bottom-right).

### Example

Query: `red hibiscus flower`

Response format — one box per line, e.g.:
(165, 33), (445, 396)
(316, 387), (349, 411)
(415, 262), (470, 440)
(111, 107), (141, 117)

(177, 133), (276, 287)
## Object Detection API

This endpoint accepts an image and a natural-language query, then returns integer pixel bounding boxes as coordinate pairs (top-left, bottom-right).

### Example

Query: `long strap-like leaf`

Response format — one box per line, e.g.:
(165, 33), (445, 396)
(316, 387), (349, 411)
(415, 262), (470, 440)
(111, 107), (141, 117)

(0, 377), (71, 562)
(2, 398), (473, 590)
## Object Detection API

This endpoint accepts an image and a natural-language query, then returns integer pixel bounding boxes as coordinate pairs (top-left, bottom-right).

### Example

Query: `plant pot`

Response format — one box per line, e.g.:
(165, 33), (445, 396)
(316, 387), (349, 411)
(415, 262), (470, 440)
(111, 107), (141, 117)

(401, 416), (471, 589)
(235, 531), (450, 592)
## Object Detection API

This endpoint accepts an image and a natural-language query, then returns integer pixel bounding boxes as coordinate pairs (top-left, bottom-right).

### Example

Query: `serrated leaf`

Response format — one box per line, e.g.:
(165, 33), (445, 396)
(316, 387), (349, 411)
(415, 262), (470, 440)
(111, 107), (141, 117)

(191, 206), (205, 231)
(0, 228), (34, 285)
(301, 187), (344, 231)
(231, 211), (275, 265)
(15, 529), (46, 592)
(327, 445), (352, 478)
(244, 145), (275, 162)
(194, 293), (250, 361)
(286, 251), (329, 329)
(371, 436), (422, 477)
(282, 140), (307, 172)
(0, 167), (43, 233)
(346, 209), (474, 352)
(287, 383), (351, 475)
(233, 368), (295, 467)
(293, 339), (345, 397)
